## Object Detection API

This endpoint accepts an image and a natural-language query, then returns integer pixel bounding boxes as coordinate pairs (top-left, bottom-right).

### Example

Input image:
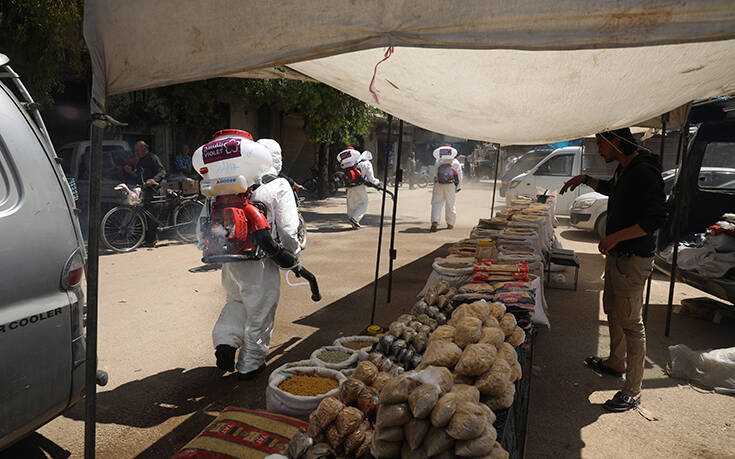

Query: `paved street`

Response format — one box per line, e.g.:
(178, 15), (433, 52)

(3, 181), (734, 458)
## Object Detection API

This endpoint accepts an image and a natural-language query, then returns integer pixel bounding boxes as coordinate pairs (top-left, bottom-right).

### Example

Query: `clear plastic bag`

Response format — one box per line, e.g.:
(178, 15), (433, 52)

(478, 326), (505, 348)
(446, 401), (486, 440)
(375, 425), (404, 442)
(423, 340), (462, 368)
(309, 396), (344, 433)
(376, 403), (411, 428)
(454, 316), (483, 349)
(667, 345), (735, 393)
(372, 372), (392, 392)
(423, 426), (455, 456)
(449, 384), (480, 403)
(429, 325), (456, 343)
(499, 313), (517, 337)
(430, 392), (460, 427)
(354, 361), (379, 386)
(455, 343), (497, 376)
(483, 381), (516, 411)
(507, 326), (525, 347)
(379, 374), (414, 404)
(404, 418), (430, 450)
(408, 383), (441, 419)
(401, 441), (427, 459)
(336, 406), (364, 437)
(340, 379), (366, 406)
(371, 438), (402, 458)
(454, 425), (498, 456)
(476, 359), (512, 397)
(498, 342), (518, 365)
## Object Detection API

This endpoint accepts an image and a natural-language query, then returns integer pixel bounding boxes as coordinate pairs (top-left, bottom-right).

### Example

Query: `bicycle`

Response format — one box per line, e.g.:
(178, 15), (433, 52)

(101, 184), (204, 252)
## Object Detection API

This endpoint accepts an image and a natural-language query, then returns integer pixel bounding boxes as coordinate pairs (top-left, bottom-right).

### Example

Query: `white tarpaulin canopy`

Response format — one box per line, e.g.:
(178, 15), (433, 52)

(84, 0), (735, 143)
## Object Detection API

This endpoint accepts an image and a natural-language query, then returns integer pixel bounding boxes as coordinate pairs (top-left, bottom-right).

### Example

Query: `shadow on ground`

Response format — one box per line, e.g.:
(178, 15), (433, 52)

(0, 433), (71, 459)
(301, 210), (423, 234)
(526, 250), (735, 458)
(57, 245), (446, 458)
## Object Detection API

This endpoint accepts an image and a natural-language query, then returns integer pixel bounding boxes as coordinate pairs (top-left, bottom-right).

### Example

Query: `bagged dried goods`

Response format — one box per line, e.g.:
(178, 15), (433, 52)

(401, 441), (428, 459)
(510, 361), (522, 382)
(357, 386), (379, 419)
(449, 384), (480, 403)
(404, 418), (430, 450)
(499, 313), (517, 337)
(476, 359), (512, 397)
(498, 342), (518, 365)
(372, 372), (393, 392)
(344, 429), (366, 456)
(507, 327), (525, 347)
(423, 426), (455, 456)
(454, 316), (483, 349)
(446, 401), (486, 440)
(336, 406), (364, 437)
(325, 424), (343, 449)
(423, 340), (462, 368)
(379, 374), (414, 404)
(430, 392), (460, 427)
(310, 397), (344, 432)
(478, 326), (505, 348)
(356, 431), (373, 458)
(488, 302), (506, 320)
(371, 438), (402, 458)
(408, 383), (440, 419)
(454, 425), (498, 456)
(375, 424), (404, 442)
(483, 381), (516, 411)
(353, 361), (379, 385)
(376, 403), (411, 428)
(339, 379), (366, 405)
(428, 325), (456, 343)
(455, 343), (497, 376)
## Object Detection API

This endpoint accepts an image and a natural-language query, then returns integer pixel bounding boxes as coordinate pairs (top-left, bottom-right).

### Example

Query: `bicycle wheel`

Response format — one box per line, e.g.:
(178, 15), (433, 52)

(101, 206), (145, 252)
(174, 200), (204, 243)
(297, 213), (308, 250)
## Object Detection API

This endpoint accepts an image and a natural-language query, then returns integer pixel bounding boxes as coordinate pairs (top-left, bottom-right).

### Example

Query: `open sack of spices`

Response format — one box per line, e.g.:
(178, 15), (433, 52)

(267, 366), (347, 418)
(311, 346), (360, 370)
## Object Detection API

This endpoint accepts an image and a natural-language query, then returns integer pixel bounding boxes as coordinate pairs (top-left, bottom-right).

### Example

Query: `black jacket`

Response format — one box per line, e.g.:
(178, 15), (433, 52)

(135, 152), (166, 184)
(597, 152), (667, 257)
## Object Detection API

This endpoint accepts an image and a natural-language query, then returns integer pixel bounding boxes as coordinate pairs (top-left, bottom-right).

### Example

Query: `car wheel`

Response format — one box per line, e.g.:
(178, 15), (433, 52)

(595, 212), (607, 239)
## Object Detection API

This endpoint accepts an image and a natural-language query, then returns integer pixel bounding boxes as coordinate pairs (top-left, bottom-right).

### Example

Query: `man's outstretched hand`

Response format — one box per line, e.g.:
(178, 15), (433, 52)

(560, 174), (587, 194)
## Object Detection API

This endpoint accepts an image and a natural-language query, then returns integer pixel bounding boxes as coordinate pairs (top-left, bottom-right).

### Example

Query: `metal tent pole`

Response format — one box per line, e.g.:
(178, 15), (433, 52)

(490, 144), (501, 217)
(84, 121), (104, 459)
(386, 119), (404, 303)
(370, 114), (393, 325)
(664, 126), (688, 337)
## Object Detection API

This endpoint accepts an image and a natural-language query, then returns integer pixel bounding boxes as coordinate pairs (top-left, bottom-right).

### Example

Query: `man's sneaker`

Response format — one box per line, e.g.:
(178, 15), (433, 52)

(349, 217), (361, 229)
(447, 224), (454, 230)
(215, 345), (236, 372)
(430, 222), (438, 232)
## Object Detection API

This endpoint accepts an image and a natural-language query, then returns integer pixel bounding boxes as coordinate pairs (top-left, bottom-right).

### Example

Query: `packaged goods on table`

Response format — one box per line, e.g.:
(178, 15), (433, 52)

(419, 259), (475, 297)
(334, 336), (379, 352)
(267, 367), (347, 418)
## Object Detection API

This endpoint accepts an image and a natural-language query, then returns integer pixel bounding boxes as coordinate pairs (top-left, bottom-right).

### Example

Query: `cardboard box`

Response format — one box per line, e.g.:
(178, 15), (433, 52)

(181, 178), (200, 195)
(160, 180), (181, 195)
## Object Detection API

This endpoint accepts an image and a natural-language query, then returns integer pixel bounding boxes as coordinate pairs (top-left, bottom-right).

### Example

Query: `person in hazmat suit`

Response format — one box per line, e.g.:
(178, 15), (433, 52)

(430, 144), (463, 232)
(338, 148), (382, 229)
(202, 137), (301, 380)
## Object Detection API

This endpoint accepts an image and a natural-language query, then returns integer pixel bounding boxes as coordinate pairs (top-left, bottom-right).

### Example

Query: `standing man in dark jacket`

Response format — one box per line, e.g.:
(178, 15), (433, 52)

(561, 128), (667, 412)
(124, 141), (166, 246)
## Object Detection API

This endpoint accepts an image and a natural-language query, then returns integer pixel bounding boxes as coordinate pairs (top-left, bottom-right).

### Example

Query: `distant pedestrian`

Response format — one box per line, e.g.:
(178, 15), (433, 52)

(430, 145), (462, 232)
(407, 151), (417, 189)
(124, 141), (166, 246)
(561, 128), (667, 412)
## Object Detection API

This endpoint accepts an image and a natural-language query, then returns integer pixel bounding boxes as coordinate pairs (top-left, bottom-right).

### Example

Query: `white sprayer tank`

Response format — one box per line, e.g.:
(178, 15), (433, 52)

(193, 130), (273, 197)
(337, 148), (362, 169)
(433, 145), (458, 164)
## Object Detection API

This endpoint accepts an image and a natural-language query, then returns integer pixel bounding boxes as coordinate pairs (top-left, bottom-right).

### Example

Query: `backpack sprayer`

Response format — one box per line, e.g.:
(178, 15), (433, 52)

(193, 129), (321, 301)
(338, 147), (394, 199)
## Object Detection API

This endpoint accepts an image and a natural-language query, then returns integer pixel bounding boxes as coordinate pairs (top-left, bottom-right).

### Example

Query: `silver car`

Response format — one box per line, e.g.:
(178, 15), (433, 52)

(0, 54), (87, 449)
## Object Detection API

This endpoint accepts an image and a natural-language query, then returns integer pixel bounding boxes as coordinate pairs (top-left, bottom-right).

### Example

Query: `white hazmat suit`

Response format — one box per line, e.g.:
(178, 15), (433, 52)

(431, 158), (463, 227)
(346, 151), (381, 225)
(210, 139), (300, 375)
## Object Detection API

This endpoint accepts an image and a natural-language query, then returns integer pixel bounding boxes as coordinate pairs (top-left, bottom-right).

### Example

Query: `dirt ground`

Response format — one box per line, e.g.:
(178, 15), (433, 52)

(3, 181), (734, 458)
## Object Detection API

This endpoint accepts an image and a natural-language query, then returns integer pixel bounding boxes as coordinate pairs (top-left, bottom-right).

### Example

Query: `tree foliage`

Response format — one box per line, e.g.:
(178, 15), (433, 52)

(0, 0), (86, 104)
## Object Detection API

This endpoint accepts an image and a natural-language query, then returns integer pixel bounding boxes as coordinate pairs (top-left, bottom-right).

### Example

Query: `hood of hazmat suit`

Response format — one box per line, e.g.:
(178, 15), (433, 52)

(338, 147), (362, 169)
(361, 150), (373, 161)
(258, 138), (282, 175)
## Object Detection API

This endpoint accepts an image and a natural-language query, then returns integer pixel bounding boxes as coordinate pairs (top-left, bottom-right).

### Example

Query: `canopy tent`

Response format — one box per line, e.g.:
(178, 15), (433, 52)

(85, 0), (735, 143)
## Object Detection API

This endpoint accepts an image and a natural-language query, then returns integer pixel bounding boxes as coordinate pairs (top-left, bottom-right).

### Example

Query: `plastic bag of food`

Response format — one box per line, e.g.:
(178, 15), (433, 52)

(478, 326), (505, 348)
(404, 418), (430, 450)
(307, 413), (322, 438)
(469, 301), (492, 321)
(448, 304), (483, 327)
(409, 320), (424, 332)
(379, 356), (396, 373)
(339, 379), (366, 406)
(489, 441), (510, 459)
(423, 426), (455, 456)
(447, 401), (486, 440)
(378, 335), (396, 355)
(376, 403), (411, 428)
(379, 374), (413, 404)
(336, 406), (364, 437)
(408, 383), (441, 419)
(418, 324), (433, 335)
(424, 292), (438, 307)
(397, 314), (414, 324)
(402, 327), (418, 345)
(353, 361), (379, 386)
(357, 386), (380, 419)
(310, 396), (345, 432)
(371, 438), (402, 458)
(411, 301), (428, 316)
(375, 424), (404, 442)
(389, 321), (407, 338)
(303, 443), (335, 459)
(499, 313), (517, 337)
(353, 431), (371, 458)
(453, 371), (474, 386)
(390, 366), (405, 377)
(436, 295), (451, 311)
(436, 281), (451, 296)
(482, 381), (516, 411)
(507, 326), (526, 347)
(427, 305), (441, 319)
(428, 325), (456, 343)
(454, 425), (498, 456)
(488, 302), (506, 320)
(478, 402), (497, 425)
(510, 361), (522, 382)
(499, 342), (518, 365)
(417, 314), (439, 330)
(450, 384), (480, 403)
(455, 343), (497, 377)
(454, 316), (483, 349)
(476, 359), (512, 396)
(391, 339), (409, 357)
(423, 340), (462, 368)
(325, 424), (343, 449)
(401, 441), (427, 459)
(410, 355), (424, 371)
(372, 372), (392, 391)
(430, 392), (460, 427)
(287, 432), (313, 459)
(483, 315), (501, 329)
(413, 334), (428, 354)
(344, 429), (366, 456)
